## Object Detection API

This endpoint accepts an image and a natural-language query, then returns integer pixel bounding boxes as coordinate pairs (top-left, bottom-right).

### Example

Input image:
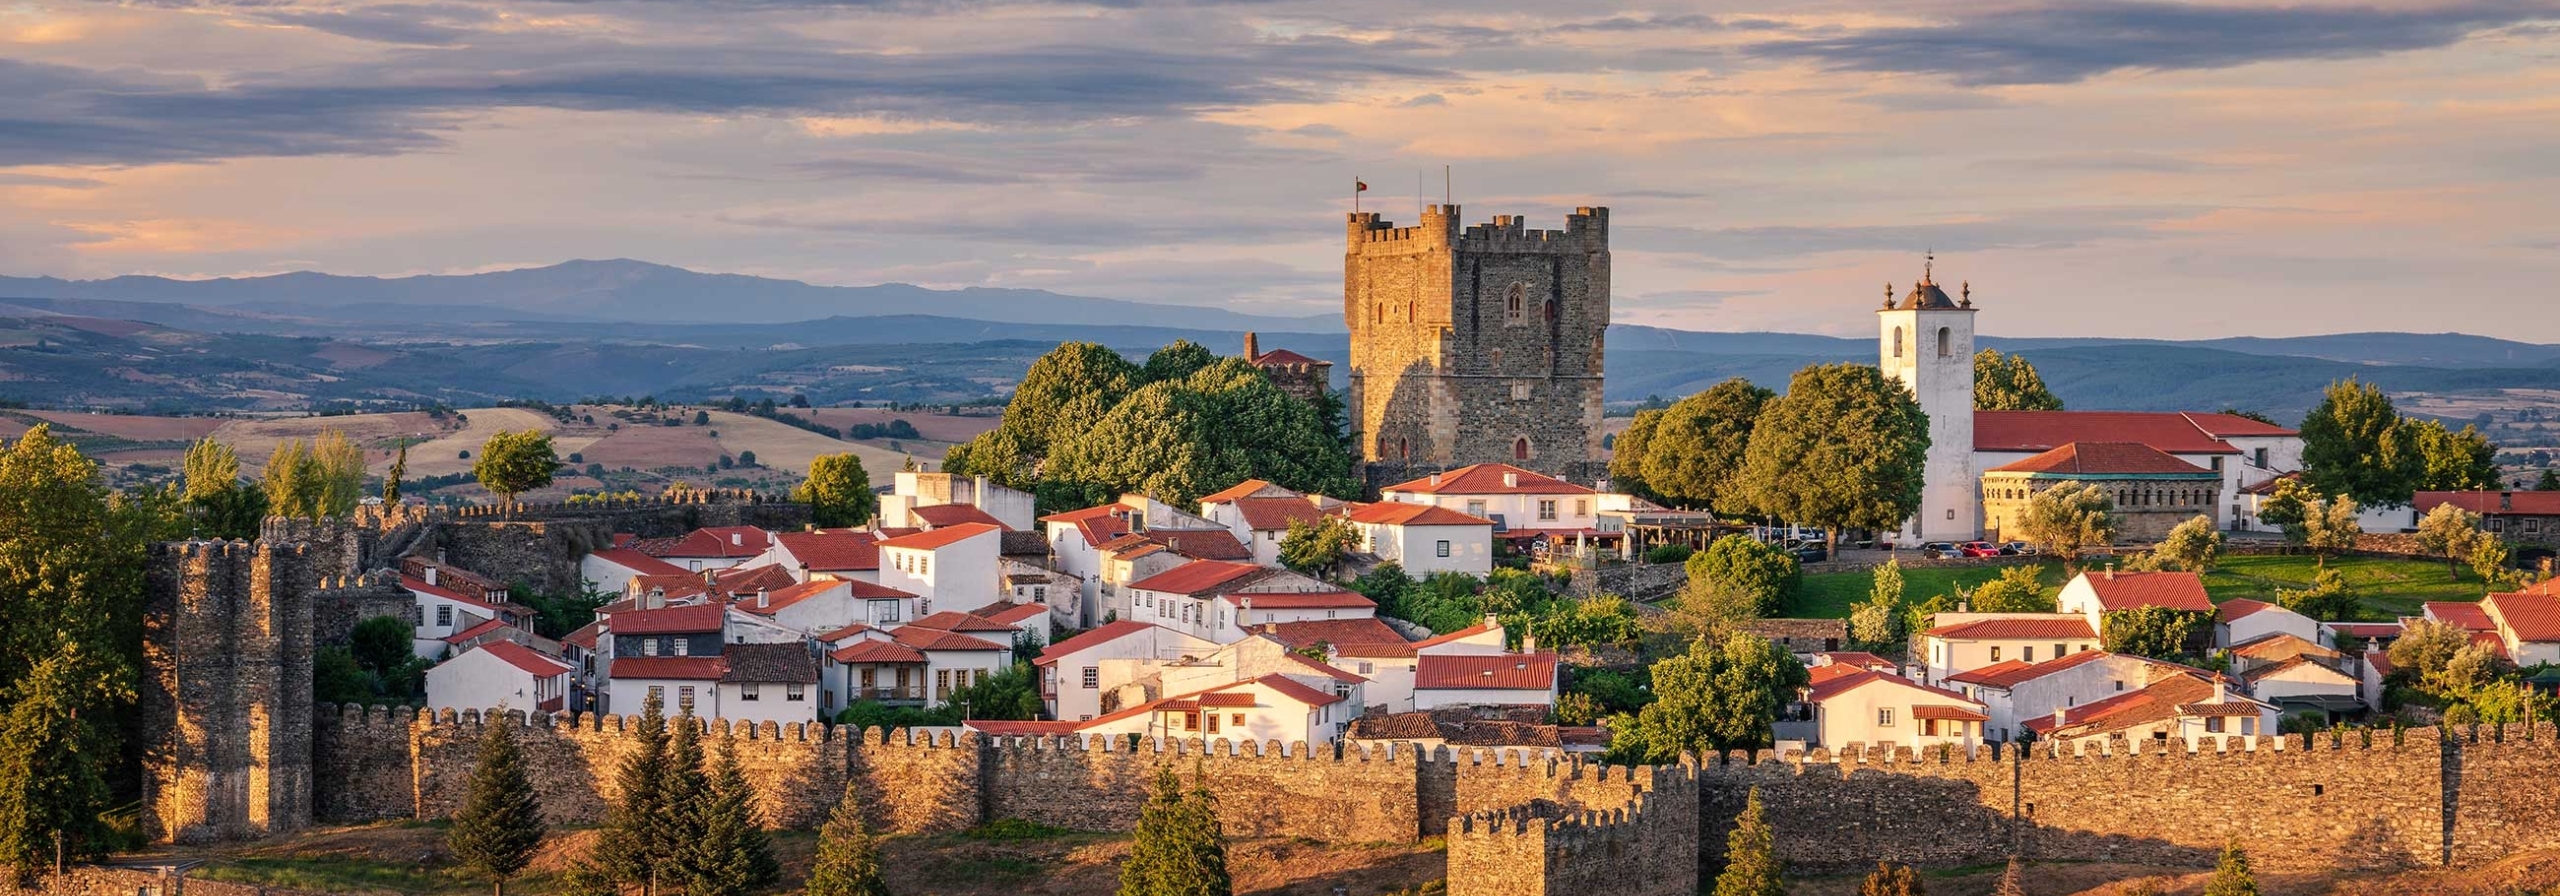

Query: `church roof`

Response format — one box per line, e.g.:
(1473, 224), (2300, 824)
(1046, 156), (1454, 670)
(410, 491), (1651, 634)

(1987, 442), (2219, 477)
(1895, 280), (1964, 311)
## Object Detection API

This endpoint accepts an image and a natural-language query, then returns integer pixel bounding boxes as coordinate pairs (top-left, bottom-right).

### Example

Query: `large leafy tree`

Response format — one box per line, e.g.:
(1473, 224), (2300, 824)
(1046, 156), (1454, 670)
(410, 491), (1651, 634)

(449, 721), (545, 896)
(1610, 632), (1808, 763)
(1141, 339), (1219, 384)
(949, 342), (1140, 488)
(473, 430), (559, 503)
(2148, 515), (2224, 573)
(1735, 363), (1930, 555)
(2014, 481), (2116, 568)
(1044, 359), (1356, 508)
(182, 437), (267, 539)
(1608, 409), (1662, 499)
(805, 779), (891, 896)
(1848, 559), (1905, 650)
(796, 453), (878, 528)
(2299, 379), (2421, 507)
(2276, 567), (2360, 622)
(1966, 565), (2053, 613)
(1642, 378), (1773, 513)
(2296, 495), (2363, 568)
(1973, 349), (2063, 411)
(1277, 517), (1358, 576)
(2409, 419), (2500, 492)
(1714, 787), (1785, 896)
(2414, 503), (2486, 578)
(2100, 607), (2207, 659)
(263, 432), (365, 519)
(1683, 535), (1800, 620)
(0, 644), (131, 883)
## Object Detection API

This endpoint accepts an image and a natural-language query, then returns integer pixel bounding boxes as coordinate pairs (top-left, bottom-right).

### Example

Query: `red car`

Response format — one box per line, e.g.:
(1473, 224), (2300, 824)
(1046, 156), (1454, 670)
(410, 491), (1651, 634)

(1958, 541), (2003, 557)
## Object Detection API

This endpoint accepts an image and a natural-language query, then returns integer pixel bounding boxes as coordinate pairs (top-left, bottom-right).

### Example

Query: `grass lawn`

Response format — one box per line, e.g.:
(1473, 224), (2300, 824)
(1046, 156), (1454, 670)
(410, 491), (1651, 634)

(1792, 560), (2066, 618)
(1792, 552), (2491, 621)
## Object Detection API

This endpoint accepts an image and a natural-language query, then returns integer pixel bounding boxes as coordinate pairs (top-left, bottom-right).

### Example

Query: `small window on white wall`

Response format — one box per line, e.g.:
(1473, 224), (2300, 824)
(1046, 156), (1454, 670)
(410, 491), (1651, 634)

(1937, 326), (1952, 357)
(1892, 327), (1904, 359)
(1436, 540), (1451, 558)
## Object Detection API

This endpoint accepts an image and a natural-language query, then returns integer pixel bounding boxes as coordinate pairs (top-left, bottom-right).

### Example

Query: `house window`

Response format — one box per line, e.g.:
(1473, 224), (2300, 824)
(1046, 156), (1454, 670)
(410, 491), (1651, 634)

(920, 557), (930, 576)
(1514, 438), (1531, 461)
(1467, 501), (1487, 518)
(1922, 719), (1939, 736)
(2528, 519), (2544, 535)
(1357, 661), (1374, 675)
(1537, 500), (1557, 521)
(678, 686), (695, 714)
(742, 683), (761, 701)
(788, 684), (805, 701)
(673, 639), (689, 657)
(1033, 586), (1047, 602)
(2254, 447), (2268, 468)
(2206, 716), (2226, 733)
(643, 638), (660, 657)
(936, 670), (952, 699)
(436, 605), (453, 627)
(2023, 646), (2035, 663)
(2053, 643), (2066, 659)
(2488, 518), (2505, 532)
(1574, 499), (1588, 517)
(1436, 540), (1452, 558)
(1204, 713), (1220, 734)
(649, 685), (665, 704)
(1877, 708), (1895, 727)
(1231, 713), (1245, 727)
(1506, 283), (1524, 320)
(1990, 646), (2002, 662)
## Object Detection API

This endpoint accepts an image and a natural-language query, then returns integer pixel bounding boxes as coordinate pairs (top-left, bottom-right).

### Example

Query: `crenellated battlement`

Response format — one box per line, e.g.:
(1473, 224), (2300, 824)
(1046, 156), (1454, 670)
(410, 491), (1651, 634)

(449, 487), (773, 520)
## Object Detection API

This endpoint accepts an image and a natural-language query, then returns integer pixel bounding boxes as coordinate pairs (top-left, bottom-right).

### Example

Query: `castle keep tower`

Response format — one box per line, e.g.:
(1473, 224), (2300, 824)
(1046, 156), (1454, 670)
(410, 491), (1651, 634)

(1877, 257), (1979, 543)
(1345, 204), (1610, 484)
(142, 535), (318, 844)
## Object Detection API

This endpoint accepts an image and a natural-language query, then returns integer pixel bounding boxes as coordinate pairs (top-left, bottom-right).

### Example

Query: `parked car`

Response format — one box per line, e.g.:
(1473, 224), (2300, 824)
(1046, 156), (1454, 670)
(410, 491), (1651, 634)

(1919, 541), (1960, 559)
(2001, 541), (2038, 556)
(1959, 541), (2003, 558)
(1790, 543), (1829, 563)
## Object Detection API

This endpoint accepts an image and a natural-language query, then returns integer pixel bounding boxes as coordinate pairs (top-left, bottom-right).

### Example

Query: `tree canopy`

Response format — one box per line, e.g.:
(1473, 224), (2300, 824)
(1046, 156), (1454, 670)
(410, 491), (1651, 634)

(182, 437), (266, 539)
(264, 431), (367, 519)
(1642, 378), (1773, 513)
(2100, 607), (2207, 659)
(2409, 418), (2500, 492)
(795, 453), (879, 528)
(1683, 535), (1801, 621)
(1608, 408), (1663, 500)
(947, 341), (1139, 488)
(1141, 340), (1219, 385)
(1277, 516), (1358, 575)
(2013, 481), (2116, 568)
(2415, 503), (2486, 578)
(1735, 363), (1930, 551)
(2299, 379), (2422, 506)
(473, 430), (559, 503)
(1609, 632), (1808, 763)
(1974, 349), (2063, 411)
(2147, 515), (2224, 573)
(1041, 358), (1357, 509)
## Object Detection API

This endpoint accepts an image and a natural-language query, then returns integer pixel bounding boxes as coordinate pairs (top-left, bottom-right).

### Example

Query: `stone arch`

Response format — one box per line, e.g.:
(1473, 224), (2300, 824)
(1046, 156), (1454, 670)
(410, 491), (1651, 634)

(1893, 326), (1904, 359)
(1506, 283), (1525, 319)
(1937, 326), (1953, 357)
(1514, 437), (1531, 461)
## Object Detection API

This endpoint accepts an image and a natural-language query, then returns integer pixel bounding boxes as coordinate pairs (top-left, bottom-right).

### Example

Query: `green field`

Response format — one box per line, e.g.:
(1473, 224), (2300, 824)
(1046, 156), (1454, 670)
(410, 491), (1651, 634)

(1793, 553), (2493, 622)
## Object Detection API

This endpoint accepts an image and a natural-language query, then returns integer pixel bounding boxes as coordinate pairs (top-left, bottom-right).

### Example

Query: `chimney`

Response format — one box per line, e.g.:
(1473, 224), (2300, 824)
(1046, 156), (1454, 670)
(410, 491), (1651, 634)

(756, 589), (769, 609)
(1243, 331), (1260, 362)
(2105, 563), (2116, 581)
(1430, 472), (1443, 487)
(1503, 472), (1519, 488)
(645, 588), (665, 611)
(424, 566), (439, 587)
(2053, 708), (2067, 728)
(2501, 491), (2514, 511)
(2213, 678), (2228, 703)
(731, 531), (744, 546)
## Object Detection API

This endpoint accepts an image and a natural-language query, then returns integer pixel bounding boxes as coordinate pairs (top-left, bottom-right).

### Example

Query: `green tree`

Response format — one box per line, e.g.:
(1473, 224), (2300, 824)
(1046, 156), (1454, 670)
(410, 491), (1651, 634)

(693, 410), (710, 426)
(449, 721), (545, 896)
(656, 715), (710, 885)
(805, 779), (891, 896)
(384, 438), (408, 504)
(2149, 515), (2224, 573)
(1119, 766), (1232, 896)
(2276, 567), (2360, 622)
(1043, 359), (1356, 508)
(311, 430), (367, 517)
(2300, 379), (2420, 507)
(1973, 349), (2062, 411)
(2470, 537), (2515, 590)
(1610, 632), (1808, 763)
(314, 647), (375, 706)
(2297, 496), (2363, 568)
(182, 436), (266, 539)
(263, 438), (317, 519)
(1684, 535), (1801, 621)
(1609, 409), (1663, 499)
(1714, 787), (1785, 896)
(589, 695), (672, 887)
(1848, 559), (1905, 649)
(2387, 620), (2473, 692)
(1277, 516), (1359, 576)
(963, 341), (1140, 484)
(684, 735), (780, 896)
(350, 615), (414, 680)
(2256, 477), (2314, 530)
(2203, 841), (2259, 896)
(2537, 469), (2559, 491)
(1642, 378), (1773, 513)
(2015, 481), (2115, 568)
(473, 430), (559, 503)
(0, 644), (131, 883)
(2101, 607), (2207, 659)
(1859, 861), (1925, 896)
(795, 453), (879, 528)
(1142, 339), (1219, 384)
(1966, 565), (2053, 613)
(1903, 592), (1957, 645)
(1735, 363), (1931, 556)
(2414, 503), (2484, 578)
(2409, 418), (2499, 492)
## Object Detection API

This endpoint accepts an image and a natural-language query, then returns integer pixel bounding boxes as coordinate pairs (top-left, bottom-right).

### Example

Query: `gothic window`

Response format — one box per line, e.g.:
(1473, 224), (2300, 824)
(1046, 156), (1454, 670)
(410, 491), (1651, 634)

(1893, 327), (1904, 359)
(1543, 300), (1556, 324)
(1937, 326), (1953, 357)
(1514, 437), (1531, 460)
(1506, 283), (1525, 320)
(1399, 437), (1410, 460)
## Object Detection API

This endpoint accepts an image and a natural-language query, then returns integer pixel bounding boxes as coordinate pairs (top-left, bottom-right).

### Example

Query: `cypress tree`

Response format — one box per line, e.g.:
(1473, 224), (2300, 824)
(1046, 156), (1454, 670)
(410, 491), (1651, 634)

(590, 694), (670, 888)
(384, 439), (407, 504)
(1169, 774), (1233, 896)
(1713, 787), (1785, 896)
(1118, 767), (1185, 896)
(447, 720), (545, 896)
(683, 734), (780, 895)
(805, 779), (891, 896)
(656, 713), (711, 887)
(2203, 840), (2259, 896)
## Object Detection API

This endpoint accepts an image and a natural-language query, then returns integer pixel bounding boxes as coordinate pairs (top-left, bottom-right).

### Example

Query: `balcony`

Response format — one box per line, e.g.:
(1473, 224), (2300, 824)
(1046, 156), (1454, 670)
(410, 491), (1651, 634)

(851, 685), (927, 706)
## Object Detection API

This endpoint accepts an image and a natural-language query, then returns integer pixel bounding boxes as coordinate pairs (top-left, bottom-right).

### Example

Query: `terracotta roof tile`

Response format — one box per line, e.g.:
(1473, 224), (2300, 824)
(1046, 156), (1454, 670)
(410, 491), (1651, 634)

(610, 604), (726, 635)
(1988, 441), (2217, 476)
(1250, 349), (1328, 367)
(877, 522), (999, 551)
(1413, 620), (1500, 650)
(1381, 463), (1594, 496)
(475, 640), (571, 677)
(1199, 480), (1278, 505)
(1344, 502), (1496, 527)
(2425, 601), (2495, 632)
(1222, 590), (1375, 610)
(913, 504), (1011, 531)
(1925, 617), (2097, 641)
(2079, 572), (2215, 614)
(2485, 590), (2560, 643)
(831, 640), (927, 664)
(1974, 411), (2248, 455)
(1234, 497), (1327, 532)
(773, 531), (881, 572)
(444, 618), (514, 644)
(968, 602), (1052, 626)
(733, 579), (842, 616)
(1260, 618), (1416, 657)
(1036, 620), (1159, 666)
(2218, 598), (2280, 623)
(1415, 652), (1557, 691)
(1128, 560), (1269, 596)
(2414, 491), (2560, 516)
(1150, 529), (1254, 562)
(404, 574), (504, 614)
(586, 548), (690, 578)
(891, 626), (1009, 652)
(907, 610), (1019, 634)
(610, 656), (726, 681)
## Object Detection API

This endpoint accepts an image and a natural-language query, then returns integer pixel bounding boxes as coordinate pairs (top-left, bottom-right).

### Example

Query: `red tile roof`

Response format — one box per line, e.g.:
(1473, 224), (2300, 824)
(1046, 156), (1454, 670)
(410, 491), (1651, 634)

(1947, 649), (2115, 689)
(877, 522), (999, 551)
(1199, 480), (1278, 505)
(733, 579), (842, 616)
(891, 626), (1009, 652)
(1911, 705), (1990, 722)
(1973, 411), (2249, 455)
(476, 640), (571, 677)
(2078, 571), (2214, 614)
(404, 574), (505, 613)
(2424, 601), (2495, 632)
(1814, 651), (1898, 671)
(908, 610), (1020, 634)
(1235, 674), (1346, 708)
(967, 719), (1083, 736)
(913, 503), (1011, 531)
(830, 639), (927, 664)
(1925, 617), (2097, 641)
(626, 575), (712, 603)
(1413, 620), (1500, 650)
(1127, 560), (1269, 596)
(564, 621), (602, 651)
(1035, 620), (1159, 666)
(1223, 590), (1375, 610)
(1415, 652), (1558, 691)
(2485, 591), (2560, 643)
(774, 531), (881, 572)
(1806, 663), (1866, 686)
(2327, 622), (2404, 641)
(586, 548), (690, 578)
(609, 604), (727, 635)
(2218, 598), (2280, 623)
(1987, 442), (2216, 476)
(1261, 618), (1416, 657)
(610, 656), (726, 681)
(2471, 631), (2512, 660)
(709, 564), (801, 597)
(1944, 659), (2034, 687)
(1283, 651), (1367, 684)
(2231, 633), (2340, 662)
(969, 602), (1052, 626)
(636, 526), (775, 559)
(1198, 692), (1260, 707)
(2183, 412), (2298, 438)
(2416, 491), (2560, 516)
(1804, 669), (1981, 707)
(2022, 673), (2248, 735)
(1234, 497), (1328, 532)
(1251, 349), (1327, 367)
(1040, 504), (1133, 548)
(1344, 502), (1496, 527)
(815, 623), (881, 643)
(443, 619), (514, 644)
(1381, 463), (1594, 496)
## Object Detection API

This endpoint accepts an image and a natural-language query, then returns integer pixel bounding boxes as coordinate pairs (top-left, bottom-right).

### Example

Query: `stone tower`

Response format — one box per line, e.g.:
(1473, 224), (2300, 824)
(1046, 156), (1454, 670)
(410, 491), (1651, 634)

(1242, 331), (1333, 407)
(1344, 204), (1610, 485)
(1877, 256), (1979, 543)
(141, 534), (318, 844)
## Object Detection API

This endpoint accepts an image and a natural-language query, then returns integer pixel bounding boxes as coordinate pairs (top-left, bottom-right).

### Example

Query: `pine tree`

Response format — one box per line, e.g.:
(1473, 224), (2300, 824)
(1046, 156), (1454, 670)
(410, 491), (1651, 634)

(805, 779), (891, 896)
(2203, 840), (2259, 896)
(447, 721), (545, 895)
(1990, 856), (2026, 896)
(589, 694), (671, 888)
(1170, 775), (1233, 896)
(384, 439), (407, 504)
(656, 714), (711, 887)
(683, 734), (780, 895)
(1713, 787), (1785, 896)
(1119, 765), (1237, 896)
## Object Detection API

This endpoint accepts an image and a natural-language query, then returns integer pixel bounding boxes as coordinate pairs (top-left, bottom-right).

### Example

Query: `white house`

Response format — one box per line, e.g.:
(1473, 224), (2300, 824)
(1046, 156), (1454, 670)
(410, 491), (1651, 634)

(633, 526), (778, 572)
(2023, 671), (2279, 748)
(406, 574), (508, 660)
(1197, 480), (1342, 567)
(1094, 634), (1366, 727)
(2482, 589), (2560, 667)
(2055, 570), (2216, 644)
(1076, 674), (1354, 746)
(1041, 504), (1139, 623)
(713, 642), (823, 727)
(1917, 614), (2098, 687)
(879, 471), (1037, 532)
(731, 577), (921, 634)
(2216, 598), (2331, 651)
(968, 600), (1057, 648)
(1801, 664), (1988, 750)
(1379, 463), (1601, 543)
(425, 640), (571, 715)
(821, 622), (1012, 713)
(1032, 621), (1220, 722)
(607, 656), (727, 718)
(1124, 560), (1369, 644)
(1413, 651), (1558, 711)
(738, 531), (882, 584)
(580, 548), (690, 596)
(1945, 650), (2188, 743)
(1263, 617), (1421, 713)
(2241, 657), (2362, 720)
(877, 522), (1003, 611)
(1344, 501), (1496, 576)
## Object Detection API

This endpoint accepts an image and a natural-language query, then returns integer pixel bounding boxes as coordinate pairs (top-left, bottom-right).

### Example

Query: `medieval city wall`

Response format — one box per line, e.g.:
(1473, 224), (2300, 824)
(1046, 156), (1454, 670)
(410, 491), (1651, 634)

(1447, 761), (1697, 896)
(983, 736), (1423, 842)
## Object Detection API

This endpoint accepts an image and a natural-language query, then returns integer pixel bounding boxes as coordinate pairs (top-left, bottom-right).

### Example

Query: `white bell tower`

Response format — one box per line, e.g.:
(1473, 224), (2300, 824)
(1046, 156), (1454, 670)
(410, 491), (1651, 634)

(1877, 254), (1979, 544)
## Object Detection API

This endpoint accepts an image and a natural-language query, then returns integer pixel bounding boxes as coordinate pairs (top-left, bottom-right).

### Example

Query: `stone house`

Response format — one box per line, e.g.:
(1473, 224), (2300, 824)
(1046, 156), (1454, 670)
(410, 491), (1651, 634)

(1917, 614), (2098, 687)
(1979, 441), (2222, 543)
(1798, 664), (1988, 750)
(1739, 618), (1852, 656)
(878, 522), (1003, 613)
(1244, 332), (1334, 407)
(1973, 411), (2300, 534)
(1032, 620), (1219, 722)
(1344, 500), (1497, 576)
(2417, 490), (2560, 560)
(715, 641), (822, 727)
(424, 640), (571, 715)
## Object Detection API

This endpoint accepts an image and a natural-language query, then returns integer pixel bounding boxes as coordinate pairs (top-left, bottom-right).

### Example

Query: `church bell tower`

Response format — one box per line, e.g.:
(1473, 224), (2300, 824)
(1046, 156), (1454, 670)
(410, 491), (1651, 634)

(1877, 255), (1979, 544)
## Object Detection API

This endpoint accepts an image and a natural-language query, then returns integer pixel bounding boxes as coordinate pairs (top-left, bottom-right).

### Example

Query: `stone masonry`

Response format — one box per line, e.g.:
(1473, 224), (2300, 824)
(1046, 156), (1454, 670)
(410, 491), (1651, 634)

(1346, 205), (1610, 487)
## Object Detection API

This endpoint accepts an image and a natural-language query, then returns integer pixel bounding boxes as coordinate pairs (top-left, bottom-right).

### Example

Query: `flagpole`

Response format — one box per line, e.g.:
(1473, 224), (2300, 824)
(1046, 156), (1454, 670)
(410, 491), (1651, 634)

(1353, 175), (1359, 214)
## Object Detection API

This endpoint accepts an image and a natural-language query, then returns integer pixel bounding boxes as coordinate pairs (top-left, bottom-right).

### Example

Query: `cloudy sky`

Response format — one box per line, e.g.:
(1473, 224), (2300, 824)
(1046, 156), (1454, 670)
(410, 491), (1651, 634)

(4, 0), (2557, 338)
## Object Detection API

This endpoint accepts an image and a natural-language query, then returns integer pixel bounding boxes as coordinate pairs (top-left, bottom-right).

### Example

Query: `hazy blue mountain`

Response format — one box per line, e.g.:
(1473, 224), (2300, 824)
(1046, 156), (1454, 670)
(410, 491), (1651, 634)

(0, 259), (1342, 332)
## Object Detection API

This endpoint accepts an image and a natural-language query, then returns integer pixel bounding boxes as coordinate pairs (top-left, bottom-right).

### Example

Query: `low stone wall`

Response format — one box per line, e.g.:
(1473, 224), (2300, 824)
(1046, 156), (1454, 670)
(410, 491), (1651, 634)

(0, 867), (330, 896)
(1564, 562), (1687, 601)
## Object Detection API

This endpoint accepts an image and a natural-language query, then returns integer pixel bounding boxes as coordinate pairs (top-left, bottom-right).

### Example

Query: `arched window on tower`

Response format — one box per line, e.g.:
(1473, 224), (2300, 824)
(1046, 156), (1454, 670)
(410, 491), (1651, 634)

(1399, 437), (1410, 460)
(1893, 327), (1904, 359)
(1937, 326), (1952, 357)
(1514, 437), (1530, 461)
(1543, 300), (1556, 324)
(1506, 284), (1524, 320)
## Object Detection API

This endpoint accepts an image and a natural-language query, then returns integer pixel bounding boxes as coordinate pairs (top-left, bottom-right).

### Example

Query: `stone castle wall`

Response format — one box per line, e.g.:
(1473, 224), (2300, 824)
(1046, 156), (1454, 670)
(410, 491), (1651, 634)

(1447, 762), (1698, 896)
(142, 540), (316, 845)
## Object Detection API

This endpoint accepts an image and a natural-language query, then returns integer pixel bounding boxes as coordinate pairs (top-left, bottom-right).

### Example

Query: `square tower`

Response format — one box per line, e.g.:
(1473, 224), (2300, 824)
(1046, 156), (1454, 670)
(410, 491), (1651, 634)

(1877, 261), (1979, 543)
(1344, 204), (1610, 484)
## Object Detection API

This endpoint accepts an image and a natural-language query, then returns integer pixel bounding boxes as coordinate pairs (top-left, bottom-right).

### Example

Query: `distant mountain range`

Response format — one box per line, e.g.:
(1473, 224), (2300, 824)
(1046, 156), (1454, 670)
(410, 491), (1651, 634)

(3, 259), (2558, 422)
